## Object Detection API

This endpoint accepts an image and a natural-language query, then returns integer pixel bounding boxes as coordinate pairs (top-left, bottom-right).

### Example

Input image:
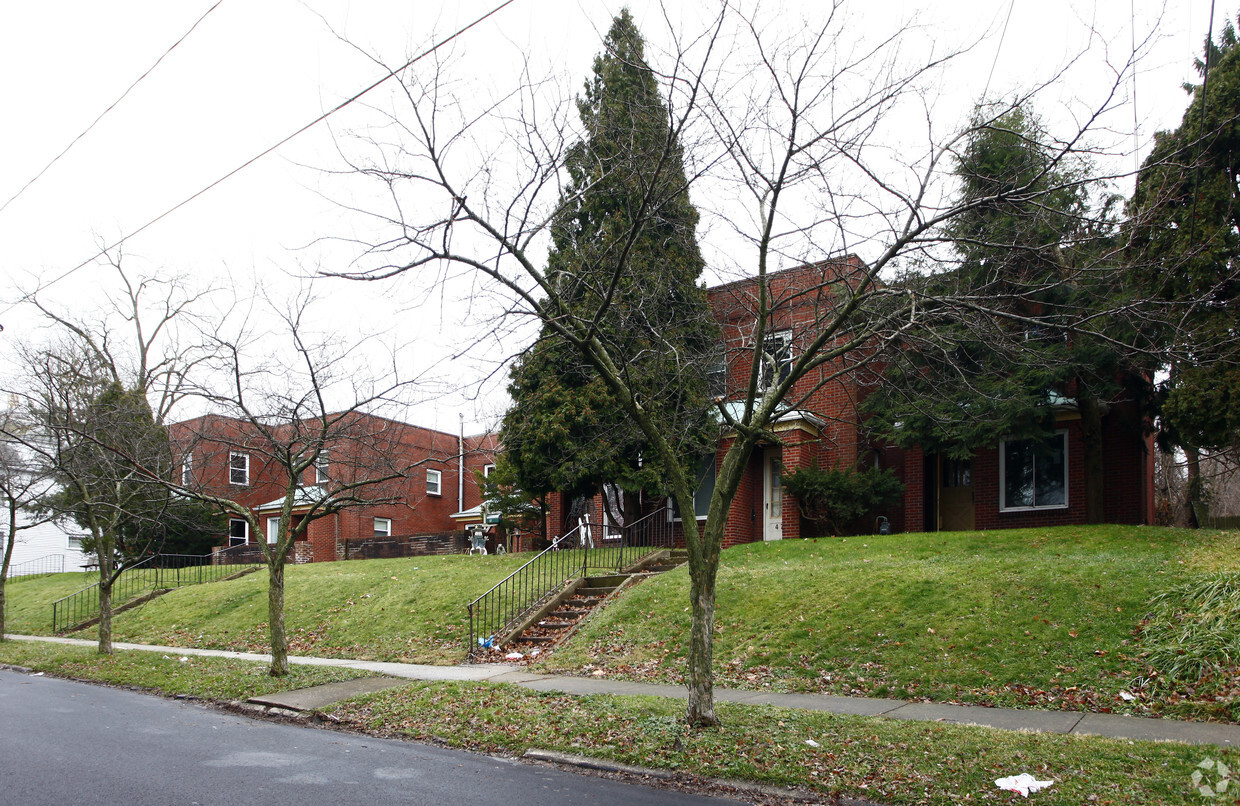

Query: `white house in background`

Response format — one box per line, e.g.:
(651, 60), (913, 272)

(4, 513), (90, 576)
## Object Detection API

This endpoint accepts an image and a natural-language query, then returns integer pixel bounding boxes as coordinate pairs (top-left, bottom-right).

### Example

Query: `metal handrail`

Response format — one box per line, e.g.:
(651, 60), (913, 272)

(6, 553), (65, 579)
(50, 551), (261, 633)
(466, 508), (673, 652)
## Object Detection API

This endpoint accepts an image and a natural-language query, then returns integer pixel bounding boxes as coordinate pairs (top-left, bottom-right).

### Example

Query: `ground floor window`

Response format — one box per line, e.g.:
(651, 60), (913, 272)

(1000, 431), (1068, 511)
(374, 517), (392, 537)
(670, 454), (716, 521)
(228, 518), (248, 546)
(266, 517), (280, 544)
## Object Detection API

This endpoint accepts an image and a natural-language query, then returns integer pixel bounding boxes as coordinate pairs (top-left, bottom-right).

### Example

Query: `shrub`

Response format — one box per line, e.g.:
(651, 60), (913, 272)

(782, 464), (903, 536)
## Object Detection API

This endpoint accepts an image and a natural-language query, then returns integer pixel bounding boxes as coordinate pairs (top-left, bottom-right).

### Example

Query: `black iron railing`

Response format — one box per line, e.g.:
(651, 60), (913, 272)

(467, 509), (673, 652)
(50, 550), (261, 633)
(6, 553), (65, 580)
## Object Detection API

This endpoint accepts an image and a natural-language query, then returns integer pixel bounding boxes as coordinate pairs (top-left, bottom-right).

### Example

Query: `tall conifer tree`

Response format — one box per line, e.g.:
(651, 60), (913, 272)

(501, 9), (717, 524)
(1130, 21), (1240, 524)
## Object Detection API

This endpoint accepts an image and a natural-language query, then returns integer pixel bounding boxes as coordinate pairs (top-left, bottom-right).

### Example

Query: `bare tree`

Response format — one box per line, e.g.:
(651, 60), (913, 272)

(152, 285), (438, 677)
(0, 409), (60, 639)
(332, 4), (1156, 725)
(3, 254), (215, 653)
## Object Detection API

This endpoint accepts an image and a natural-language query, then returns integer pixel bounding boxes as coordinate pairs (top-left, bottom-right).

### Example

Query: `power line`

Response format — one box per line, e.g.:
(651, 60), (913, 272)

(1, 0), (517, 319)
(0, 1), (225, 217)
(981, 0), (1016, 102)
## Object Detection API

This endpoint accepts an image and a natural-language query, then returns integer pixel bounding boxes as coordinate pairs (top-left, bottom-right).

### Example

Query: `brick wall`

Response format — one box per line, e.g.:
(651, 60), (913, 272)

(345, 532), (466, 559)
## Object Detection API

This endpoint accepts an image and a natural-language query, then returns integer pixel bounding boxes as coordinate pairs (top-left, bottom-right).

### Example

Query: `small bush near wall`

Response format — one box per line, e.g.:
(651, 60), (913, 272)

(783, 465), (904, 536)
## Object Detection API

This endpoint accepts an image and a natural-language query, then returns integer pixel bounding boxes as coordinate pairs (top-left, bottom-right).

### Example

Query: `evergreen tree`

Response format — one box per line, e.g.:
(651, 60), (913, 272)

(867, 105), (1138, 521)
(1130, 20), (1240, 523)
(501, 9), (718, 522)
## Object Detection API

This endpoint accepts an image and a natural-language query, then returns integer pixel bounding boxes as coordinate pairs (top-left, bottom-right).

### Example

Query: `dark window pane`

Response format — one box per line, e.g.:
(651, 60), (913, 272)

(1003, 440), (1035, 508)
(1034, 436), (1066, 506)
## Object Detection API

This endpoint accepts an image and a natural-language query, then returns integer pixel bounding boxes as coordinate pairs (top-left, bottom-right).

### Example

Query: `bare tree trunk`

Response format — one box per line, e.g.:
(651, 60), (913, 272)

(1079, 393), (1105, 524)
(268, 560), (288, 676)
(685, 558), (719, 726)
(1180, 447), (1202, 529)
(98, 581), (113, 655)
(0, 512), (13, 641)
(97, 547), (113, 655)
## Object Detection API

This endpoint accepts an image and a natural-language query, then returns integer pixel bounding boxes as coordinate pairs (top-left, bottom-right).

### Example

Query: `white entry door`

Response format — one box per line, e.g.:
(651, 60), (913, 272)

(763, 449), (783, 541)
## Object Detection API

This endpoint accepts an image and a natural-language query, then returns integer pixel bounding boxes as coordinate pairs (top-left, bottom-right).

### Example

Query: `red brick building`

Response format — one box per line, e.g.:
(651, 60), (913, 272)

(172, 413), (497, 562)
(541, 258), (1155, 548)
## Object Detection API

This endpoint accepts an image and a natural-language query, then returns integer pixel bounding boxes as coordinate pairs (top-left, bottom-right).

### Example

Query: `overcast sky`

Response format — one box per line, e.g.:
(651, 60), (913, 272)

(0, 0), (1221, 432)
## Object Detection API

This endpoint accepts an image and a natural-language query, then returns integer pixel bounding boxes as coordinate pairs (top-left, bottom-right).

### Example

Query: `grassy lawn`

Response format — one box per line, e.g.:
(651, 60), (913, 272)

(7, 526), (1238, 725)
(539, 526), (1240, 722)
(4, 553), (528, 663)
(0, 640), (373, 700)
(3, 571), (98, 634)
(2, 638), (1232, 806)
(329, 680), (1238, 806)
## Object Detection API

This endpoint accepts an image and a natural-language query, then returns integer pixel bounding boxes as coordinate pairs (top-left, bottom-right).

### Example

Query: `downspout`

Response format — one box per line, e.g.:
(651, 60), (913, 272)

(458, 413), (465, 514)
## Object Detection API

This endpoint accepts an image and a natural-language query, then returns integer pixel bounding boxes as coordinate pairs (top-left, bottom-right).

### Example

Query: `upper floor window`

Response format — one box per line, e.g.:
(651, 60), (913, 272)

(483, 463), (496, 478)
(706, 358), (727, 399)
(427, 468), (442, 496)
(315, 453), (329, 485)
(181, 453), (193, 486)
(229, 452), (249, 486)
(1000, 432), (1067, 511)
(760, 331), (793, 390)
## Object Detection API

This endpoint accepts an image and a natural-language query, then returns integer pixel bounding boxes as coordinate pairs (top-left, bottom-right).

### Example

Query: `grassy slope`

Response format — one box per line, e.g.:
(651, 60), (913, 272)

(7, 526), (1237, 721)
(5, 554), (528, 664)
(4, 571), (97, 634)
(540, 526), (1240, 721)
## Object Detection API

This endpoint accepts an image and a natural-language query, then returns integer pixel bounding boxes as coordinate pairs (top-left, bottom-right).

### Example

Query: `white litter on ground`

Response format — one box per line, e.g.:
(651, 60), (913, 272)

(804, 739), (820, 748)
(995, 773), (1054, 797)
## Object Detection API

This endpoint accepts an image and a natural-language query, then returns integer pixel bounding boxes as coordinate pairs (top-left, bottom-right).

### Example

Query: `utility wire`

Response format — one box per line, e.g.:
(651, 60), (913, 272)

(981, 0), (1016, 102)
(1, 0), (517, 319)
(0, 1), (225, 217)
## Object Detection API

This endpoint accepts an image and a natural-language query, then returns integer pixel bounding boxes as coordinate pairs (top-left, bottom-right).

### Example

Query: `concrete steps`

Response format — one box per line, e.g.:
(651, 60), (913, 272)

(479, 550), (687, 663)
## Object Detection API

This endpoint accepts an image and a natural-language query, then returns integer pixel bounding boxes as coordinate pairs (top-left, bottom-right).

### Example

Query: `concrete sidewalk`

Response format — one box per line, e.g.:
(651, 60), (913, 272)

(11, 634), (1240, 748)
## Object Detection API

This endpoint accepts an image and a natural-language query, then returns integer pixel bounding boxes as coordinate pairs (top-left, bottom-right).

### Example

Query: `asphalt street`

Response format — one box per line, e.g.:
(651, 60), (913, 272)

(0, 669), (742, 806)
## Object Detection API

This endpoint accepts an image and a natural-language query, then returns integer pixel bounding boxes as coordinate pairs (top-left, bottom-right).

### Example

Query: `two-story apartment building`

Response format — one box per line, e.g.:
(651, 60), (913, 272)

(540, 258), (1155, 547)
(172, 413), (497, 563)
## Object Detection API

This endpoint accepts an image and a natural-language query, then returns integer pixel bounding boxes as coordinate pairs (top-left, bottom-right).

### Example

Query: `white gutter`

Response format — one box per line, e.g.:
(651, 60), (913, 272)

(458, 412), (465, 514)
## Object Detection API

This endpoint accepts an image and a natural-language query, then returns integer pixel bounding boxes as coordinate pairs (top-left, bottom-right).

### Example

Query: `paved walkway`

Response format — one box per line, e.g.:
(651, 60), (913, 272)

(10, 634), (1240, 748)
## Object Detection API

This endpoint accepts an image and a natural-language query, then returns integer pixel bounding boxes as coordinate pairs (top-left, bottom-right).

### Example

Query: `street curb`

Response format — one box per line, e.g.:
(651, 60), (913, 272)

(522, 748), (676, 779)
(521, 748), (880, 805)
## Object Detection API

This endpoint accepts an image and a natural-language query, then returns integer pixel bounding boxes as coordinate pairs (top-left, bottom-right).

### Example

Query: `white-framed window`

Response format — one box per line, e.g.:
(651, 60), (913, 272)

(67, 535), (84, 552)
(483, 463), (496, 478)
(426, 468), (442, 496)
(374, 517), (392, 537)
(181, 453), (193, 486)
(229, 452), (250, 486)
(1000, 431), (1068, 511)
(707, 358), (728, 399)
(670, 454), (716, 522)
(315, 452), (329, 485)
(228, 518), (249, 546)
(266, 516), (280, 545)
(760, 331), (793, 389)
